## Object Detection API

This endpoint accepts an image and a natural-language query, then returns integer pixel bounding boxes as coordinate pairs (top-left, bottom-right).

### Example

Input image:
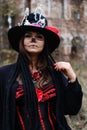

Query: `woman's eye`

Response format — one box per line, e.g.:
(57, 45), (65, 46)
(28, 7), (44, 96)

(24, 34), (31, 38)
(36, 35), (44, 40)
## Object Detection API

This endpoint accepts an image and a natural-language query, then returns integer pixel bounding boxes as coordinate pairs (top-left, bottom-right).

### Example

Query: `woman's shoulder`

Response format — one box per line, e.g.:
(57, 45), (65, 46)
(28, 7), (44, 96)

(0, 63), (16, 70)
(0, 63), (16, 75)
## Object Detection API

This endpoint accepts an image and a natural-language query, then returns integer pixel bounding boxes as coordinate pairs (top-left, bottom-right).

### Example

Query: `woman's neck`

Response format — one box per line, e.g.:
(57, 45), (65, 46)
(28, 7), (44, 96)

(29, 55), (38, 73)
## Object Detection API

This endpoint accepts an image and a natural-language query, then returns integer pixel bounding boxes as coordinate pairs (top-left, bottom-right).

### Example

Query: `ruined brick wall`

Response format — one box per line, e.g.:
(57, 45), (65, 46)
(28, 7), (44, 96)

(15, 0), (26, 24)
(28, 0), (87, 60)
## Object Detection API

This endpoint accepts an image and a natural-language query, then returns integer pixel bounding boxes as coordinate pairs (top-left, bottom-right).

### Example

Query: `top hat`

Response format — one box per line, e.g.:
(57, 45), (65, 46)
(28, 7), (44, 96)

(8, 8), (60, 53)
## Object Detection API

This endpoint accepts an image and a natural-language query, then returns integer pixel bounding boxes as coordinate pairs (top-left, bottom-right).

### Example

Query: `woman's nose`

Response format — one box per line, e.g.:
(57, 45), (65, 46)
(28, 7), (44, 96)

(31, 37), (36, 42)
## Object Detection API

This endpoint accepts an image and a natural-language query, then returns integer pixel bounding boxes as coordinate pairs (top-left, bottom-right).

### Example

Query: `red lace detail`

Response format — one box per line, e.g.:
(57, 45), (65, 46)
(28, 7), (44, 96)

(16, 106), (26, 130)
(52, 112), (56, 120)
(16, 86), (24, 99)
(38, 105), (46, 130)
(36, 89), (43, 102)
(48, 102), (55, 130)
(32, 71), (42, 81)
(36, 84), (56, 102)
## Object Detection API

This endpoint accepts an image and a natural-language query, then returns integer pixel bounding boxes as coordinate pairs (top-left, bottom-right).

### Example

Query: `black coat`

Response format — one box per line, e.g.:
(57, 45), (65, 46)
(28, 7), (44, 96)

(0, 63), (83, 130)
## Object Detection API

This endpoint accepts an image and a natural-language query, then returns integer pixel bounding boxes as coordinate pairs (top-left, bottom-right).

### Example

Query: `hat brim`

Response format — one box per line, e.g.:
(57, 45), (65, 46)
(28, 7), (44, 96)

(8, 25), (60, 53)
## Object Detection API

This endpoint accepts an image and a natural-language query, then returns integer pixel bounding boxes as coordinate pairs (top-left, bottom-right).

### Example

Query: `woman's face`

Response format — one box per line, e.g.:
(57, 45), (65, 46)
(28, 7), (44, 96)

(23, 31), (45, 55)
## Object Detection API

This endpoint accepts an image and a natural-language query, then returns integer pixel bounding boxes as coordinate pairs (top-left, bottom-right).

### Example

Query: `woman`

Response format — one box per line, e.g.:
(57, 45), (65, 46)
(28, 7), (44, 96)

(0, 9), (83, 130)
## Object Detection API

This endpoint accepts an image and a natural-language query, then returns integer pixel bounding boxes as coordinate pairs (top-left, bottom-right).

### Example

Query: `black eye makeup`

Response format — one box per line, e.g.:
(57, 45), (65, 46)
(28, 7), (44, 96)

(36, 34), (44, 41)
(24, 32), (44, 41)
(24, 33), (32, 38)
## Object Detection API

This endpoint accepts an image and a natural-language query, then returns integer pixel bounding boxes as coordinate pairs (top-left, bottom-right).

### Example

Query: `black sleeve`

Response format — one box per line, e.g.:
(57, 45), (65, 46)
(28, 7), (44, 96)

(60, 73), (83, 115)
(0, 68), (4, 130)
(0, 64), (15, 130)
(0, 89), (2, 130)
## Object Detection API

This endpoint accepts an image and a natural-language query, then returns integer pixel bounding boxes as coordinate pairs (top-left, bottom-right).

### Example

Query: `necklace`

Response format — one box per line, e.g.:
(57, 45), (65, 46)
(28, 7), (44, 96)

(31, 70), (42, 81)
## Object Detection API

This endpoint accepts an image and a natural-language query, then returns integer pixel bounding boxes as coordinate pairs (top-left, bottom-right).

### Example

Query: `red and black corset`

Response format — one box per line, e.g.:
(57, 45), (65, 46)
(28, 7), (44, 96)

(15, 81), (58, 130)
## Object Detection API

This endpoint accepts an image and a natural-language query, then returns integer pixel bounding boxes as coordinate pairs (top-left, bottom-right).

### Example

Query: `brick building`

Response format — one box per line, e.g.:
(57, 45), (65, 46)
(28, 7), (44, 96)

(0, 0), (87, 60)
